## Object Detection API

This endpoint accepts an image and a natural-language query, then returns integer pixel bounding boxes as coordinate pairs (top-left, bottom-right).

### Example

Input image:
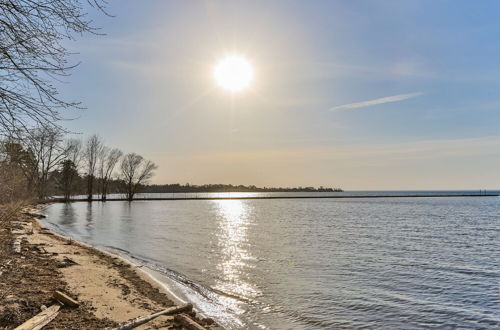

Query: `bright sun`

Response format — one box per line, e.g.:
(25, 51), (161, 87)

(214, 55), (254, 92)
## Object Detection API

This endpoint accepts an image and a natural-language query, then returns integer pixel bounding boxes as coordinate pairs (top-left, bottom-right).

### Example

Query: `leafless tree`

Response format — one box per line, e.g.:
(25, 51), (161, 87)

(58, 138), (82, 200)
(119, 153), (157, 201)
(65, 138), (83, 167)
(83, 134), (103, 201)
(0, 1), (107, 137)
(97, 146), (122, 201)
(19, 126), (69, 199)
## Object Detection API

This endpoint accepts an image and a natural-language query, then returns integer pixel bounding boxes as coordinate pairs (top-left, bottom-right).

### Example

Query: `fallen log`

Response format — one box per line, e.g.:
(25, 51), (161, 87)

(111, 303), (193, 330)
(53, 290), (79, 308)
(174, 314), (207, 330)
(14, 304), (60, 330)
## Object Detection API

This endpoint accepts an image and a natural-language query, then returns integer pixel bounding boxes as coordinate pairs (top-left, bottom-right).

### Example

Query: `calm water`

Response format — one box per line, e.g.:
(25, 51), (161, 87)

(53, 190), (498, 200)
(43, 195), (500, 329)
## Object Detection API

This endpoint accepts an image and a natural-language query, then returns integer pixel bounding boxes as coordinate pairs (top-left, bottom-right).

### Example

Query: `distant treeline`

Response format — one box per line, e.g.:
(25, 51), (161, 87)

(142, 183), (343, 193)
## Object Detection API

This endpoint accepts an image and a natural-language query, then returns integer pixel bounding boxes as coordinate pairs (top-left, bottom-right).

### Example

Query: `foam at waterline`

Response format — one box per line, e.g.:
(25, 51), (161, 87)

(103, 246), (249, 328)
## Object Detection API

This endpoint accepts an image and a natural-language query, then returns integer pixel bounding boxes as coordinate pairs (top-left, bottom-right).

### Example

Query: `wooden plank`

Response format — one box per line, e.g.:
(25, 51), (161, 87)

(14, 304), (60, 330)
(53, 290), (79, 307)
(111, 303), (193, 330)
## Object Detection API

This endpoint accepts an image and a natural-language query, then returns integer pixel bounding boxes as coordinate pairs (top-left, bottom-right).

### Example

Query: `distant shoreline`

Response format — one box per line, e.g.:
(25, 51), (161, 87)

(45, 193), (499, 203)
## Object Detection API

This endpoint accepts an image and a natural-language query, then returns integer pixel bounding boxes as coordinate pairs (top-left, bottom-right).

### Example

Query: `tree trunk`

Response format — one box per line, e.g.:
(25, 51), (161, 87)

(127, 180), (134, 201)
(101, 180), (107, 201)
(87, 175), (93, 201)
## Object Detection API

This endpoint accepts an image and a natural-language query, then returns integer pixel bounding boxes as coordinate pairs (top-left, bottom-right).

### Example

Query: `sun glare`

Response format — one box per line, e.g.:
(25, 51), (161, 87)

(214, 55), (254, 92)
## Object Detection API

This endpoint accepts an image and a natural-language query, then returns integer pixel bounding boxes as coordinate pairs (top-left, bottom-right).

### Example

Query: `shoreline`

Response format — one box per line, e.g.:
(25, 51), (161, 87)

(45, 193), (499, 203)
(0, 205), (218, 329)
(37, 217), (187, 307)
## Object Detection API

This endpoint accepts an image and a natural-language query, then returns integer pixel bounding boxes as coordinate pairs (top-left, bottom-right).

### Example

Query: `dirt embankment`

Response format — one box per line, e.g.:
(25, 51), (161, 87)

(0, 206), (217, 330)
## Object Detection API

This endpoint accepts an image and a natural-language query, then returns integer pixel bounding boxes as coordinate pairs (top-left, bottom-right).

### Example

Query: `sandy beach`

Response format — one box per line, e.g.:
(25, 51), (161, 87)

(0, 205), (217, 329)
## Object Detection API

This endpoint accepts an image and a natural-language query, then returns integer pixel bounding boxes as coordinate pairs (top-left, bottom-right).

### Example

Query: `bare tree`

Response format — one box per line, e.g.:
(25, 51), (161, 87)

(16, 126), (69, 199)
(97, 146), (122, 201)
(65, 138), (83, 168)
(58, 138), (82, 201)
(83, 134), (103, 201)
(96, 146), (107, 198)
(120, 153), (157, 201)
(0, 1), (107, 137)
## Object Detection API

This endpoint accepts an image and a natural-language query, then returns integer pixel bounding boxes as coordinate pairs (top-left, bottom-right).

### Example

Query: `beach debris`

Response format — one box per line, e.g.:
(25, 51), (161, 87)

(111, 303), (193, 330)
(57, 256), (79, 268)
(62, 256), (78, 265)
(34, 246), (48, 254)
(174, 314), (207, 330)
(13, 304), (60, 330)
(39, 228), (53, 235)
(22, 210), (46, 219)
(26, 222), (33, 235)
(202, 317), (215, 325)
(53, 290), (79, 308)
(12, 236), (25, 253)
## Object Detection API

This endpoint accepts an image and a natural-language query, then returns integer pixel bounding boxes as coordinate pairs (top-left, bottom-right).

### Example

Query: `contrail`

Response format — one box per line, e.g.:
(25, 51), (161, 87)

(329, 92), (423, 112)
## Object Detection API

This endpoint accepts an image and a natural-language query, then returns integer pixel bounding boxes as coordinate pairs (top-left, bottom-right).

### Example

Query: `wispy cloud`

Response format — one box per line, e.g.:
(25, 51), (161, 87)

(329, 92), (423, 112)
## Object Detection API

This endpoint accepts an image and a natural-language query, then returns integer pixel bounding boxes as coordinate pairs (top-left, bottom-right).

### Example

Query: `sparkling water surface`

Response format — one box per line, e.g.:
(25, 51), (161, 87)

(43, 194), (500, 329)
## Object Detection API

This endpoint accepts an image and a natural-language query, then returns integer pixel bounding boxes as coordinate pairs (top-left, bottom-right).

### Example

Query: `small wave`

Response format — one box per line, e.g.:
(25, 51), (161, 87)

(125, 253), (251, 304)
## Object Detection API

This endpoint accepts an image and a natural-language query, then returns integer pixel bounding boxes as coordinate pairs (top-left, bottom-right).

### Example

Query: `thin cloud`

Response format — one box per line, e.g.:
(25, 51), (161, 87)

(329, 92), (423, 112)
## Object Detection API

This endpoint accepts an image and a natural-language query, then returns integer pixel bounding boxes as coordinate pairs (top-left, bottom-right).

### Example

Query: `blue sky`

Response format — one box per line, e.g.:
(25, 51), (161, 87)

(58, 1), (500, 189)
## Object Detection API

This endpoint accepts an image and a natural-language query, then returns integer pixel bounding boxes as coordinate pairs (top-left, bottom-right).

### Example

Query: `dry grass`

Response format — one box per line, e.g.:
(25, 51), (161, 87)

(0, 201), (26, 224)
(0, 164), (31, 205)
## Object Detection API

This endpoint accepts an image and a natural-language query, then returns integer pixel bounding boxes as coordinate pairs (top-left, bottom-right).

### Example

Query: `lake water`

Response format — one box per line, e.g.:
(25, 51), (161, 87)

(42, 194), (500, 329)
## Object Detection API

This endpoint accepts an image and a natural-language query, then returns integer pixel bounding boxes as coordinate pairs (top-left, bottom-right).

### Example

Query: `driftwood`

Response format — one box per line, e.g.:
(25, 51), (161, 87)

(35, 246), (48, 254)
(22, 211), (46, 219)
(174, 314), (207, 330)
(53, 290), (79, 307)
(62, 256), (79, 265)
(14, 304), (61, 330)
(111, 303), (193, 330)
(12, 236), (24, 253)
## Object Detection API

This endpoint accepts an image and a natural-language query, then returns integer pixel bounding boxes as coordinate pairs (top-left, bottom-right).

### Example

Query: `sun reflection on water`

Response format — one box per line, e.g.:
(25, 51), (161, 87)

(213, 200), (259, 313)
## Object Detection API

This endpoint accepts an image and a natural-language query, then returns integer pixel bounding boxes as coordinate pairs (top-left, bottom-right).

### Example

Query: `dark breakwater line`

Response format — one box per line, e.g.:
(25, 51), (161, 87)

(44, 194), (499, 203)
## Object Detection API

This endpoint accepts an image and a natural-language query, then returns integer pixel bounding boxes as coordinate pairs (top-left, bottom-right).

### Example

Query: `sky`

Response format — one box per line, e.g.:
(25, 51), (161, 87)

(57, 0), (500, 190)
